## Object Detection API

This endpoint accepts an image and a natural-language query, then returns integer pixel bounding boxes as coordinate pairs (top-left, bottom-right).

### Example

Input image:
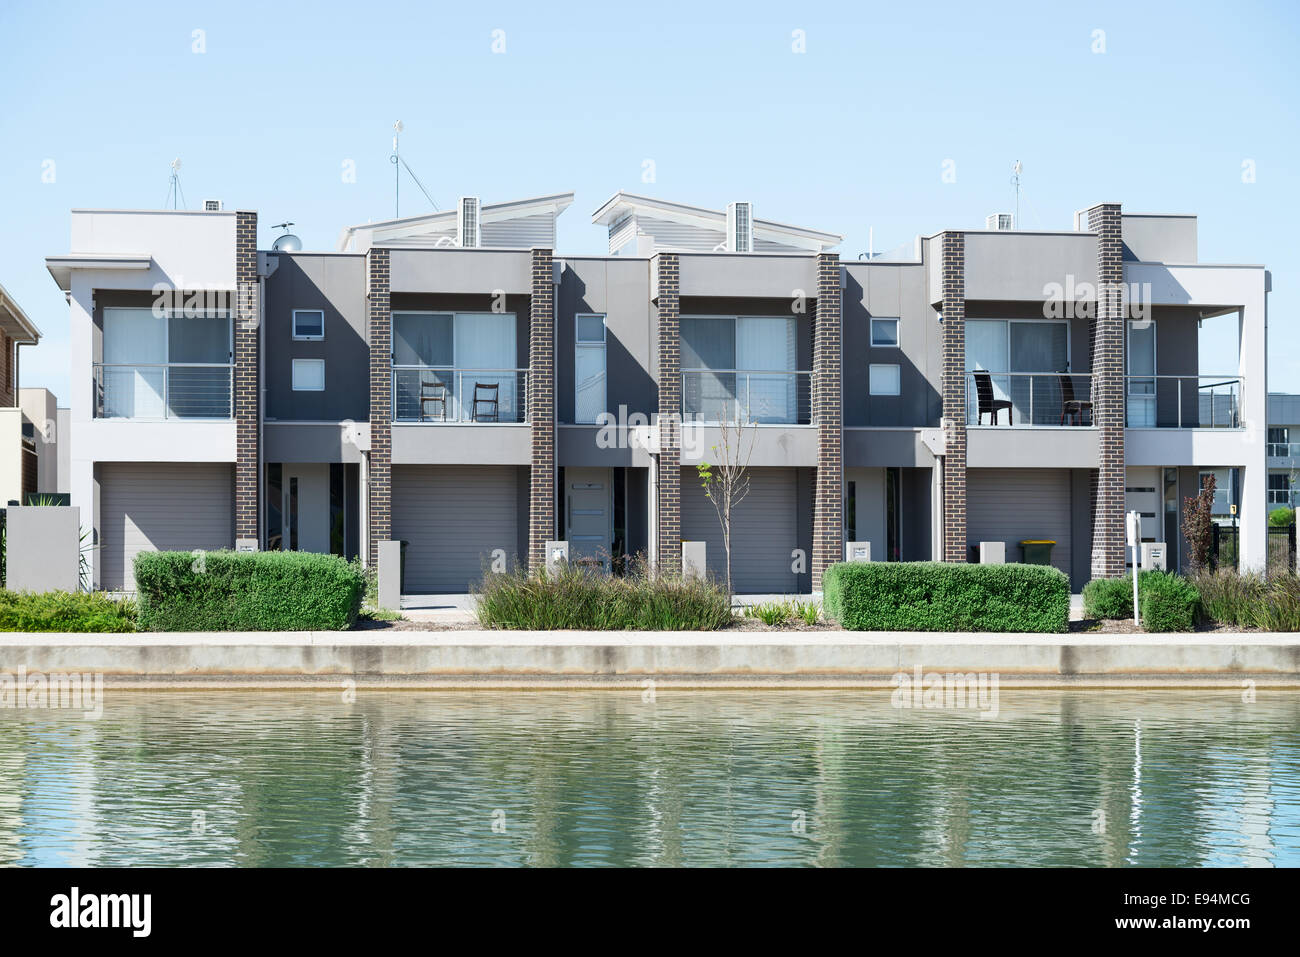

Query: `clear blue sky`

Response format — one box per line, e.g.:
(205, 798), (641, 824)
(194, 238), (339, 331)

(1, 0), (1295, 401)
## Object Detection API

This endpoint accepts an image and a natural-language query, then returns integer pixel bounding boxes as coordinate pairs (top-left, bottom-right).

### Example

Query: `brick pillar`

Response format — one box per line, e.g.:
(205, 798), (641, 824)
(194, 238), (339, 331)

(812, 253), (843, 588)
(528, 248), (556, 570)
(366, 248), (392, 567)
(656, 253), (681, 573)
(234, 211), (260, 543)
(940, 231), (968, 562)
(1087, 203), (1126, 579)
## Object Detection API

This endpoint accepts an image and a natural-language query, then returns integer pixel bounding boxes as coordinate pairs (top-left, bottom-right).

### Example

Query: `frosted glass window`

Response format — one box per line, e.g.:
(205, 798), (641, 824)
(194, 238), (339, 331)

(292, 358), (325, 391)
(870, 364), (900, 396)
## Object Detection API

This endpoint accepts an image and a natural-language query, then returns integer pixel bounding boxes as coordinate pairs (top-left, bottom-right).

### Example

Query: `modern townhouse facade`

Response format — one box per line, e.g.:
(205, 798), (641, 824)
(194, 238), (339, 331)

(1266, 392), (1300, 513)
(0, 283), (66, 506)
(46, 192), (1270, 593)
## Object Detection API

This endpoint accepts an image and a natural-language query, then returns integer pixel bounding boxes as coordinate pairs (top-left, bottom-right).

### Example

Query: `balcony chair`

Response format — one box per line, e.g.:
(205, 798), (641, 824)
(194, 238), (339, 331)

(419, 372), (447, 422)
(472, 381), (500, 422)
(1058, 374), (1093, 426)
(973, 371), (1014, 425)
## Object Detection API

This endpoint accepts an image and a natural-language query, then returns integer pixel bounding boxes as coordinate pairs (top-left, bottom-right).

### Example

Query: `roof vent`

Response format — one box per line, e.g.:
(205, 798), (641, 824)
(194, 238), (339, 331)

(986, 212), (1014, 231)
(203, 199), (223, 212)
(458, 197), (480, 248)
(726, 201), (753, 252)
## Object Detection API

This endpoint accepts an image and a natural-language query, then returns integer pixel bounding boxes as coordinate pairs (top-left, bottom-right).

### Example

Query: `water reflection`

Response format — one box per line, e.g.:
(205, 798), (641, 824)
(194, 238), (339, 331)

(0, 691), (1296, 867)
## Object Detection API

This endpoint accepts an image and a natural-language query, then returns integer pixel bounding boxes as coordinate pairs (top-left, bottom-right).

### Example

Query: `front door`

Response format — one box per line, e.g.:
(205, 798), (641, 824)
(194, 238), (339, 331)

(1125, 466), (1161, 568)
(282, 463), (331, 554)
(565, 467), (612, 570)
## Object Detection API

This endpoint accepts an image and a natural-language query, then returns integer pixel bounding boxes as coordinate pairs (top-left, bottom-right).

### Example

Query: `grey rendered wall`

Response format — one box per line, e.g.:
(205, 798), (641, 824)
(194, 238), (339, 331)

(842, 262), (940, 427)
(265, 253), (368, 421)
(5, 505), (81, 592)
(56, 408), (70, 494)
(1121, 215), (1197, 263)
(556, 258), (655, 425)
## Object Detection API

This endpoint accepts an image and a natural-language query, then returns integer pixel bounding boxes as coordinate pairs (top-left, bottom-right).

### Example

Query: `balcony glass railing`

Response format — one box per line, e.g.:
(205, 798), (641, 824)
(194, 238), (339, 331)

(393, 367), (528, 423)
(94, 362), (233, 419)
(1268, 489), (1295, 505)
(681, 369), (811, 425)
(1268, 442), (1300, 458)
(1125, 375), (1242, 429)
(965, 372), (1094, 427)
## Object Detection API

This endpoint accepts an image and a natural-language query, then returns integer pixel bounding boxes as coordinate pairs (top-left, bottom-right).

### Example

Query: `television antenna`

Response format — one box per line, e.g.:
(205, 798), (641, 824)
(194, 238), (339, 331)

(389, 120), (439, 218)
(1011, 160), (1023, 228)
(164, 158), (187, 210)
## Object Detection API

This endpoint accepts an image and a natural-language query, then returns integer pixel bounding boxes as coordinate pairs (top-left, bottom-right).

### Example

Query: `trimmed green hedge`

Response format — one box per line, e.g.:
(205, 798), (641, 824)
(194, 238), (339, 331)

(1139, 572), (1201, 632)
(134, 550), (365, 631)
(1084, 571), (1203, 632)
(0, 590), (136, 632)
(822, 561), (1069, 633)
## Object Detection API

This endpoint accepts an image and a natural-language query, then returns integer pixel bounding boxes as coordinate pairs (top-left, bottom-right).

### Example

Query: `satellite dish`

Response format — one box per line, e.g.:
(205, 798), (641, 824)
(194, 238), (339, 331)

(271, 221), (301, 252)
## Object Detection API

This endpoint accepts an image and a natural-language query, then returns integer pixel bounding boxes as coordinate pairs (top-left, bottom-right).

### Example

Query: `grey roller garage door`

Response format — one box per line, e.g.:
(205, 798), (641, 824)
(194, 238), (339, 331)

(681, 466), (799, 593)
(100, 463), (234, 591)
(967, 469), (1072, 578)
(392, 466), (519, 592)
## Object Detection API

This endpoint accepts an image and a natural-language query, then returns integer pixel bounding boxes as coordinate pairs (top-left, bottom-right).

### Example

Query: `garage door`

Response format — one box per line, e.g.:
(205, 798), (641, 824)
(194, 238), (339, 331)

(967, 469), (1072, 578)
(100, 463), (234, 591)
(681, 466), (799, 593)
(392, 466), (519, 592)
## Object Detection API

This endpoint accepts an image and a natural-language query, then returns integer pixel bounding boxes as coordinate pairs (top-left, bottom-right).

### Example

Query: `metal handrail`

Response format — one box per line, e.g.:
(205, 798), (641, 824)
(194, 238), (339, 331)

(1123, 374), (1243, 429)
(392, 366), (528, 423)
(964, 370), (1093, 427)
(93, 361), (234, 419)
(681, 368), (812, 425)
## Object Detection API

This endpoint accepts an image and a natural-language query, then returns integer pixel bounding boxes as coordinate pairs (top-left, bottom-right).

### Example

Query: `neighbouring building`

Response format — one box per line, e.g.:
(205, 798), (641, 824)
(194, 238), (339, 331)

(0, 283), (66, 505)
(45, 194), (1270, 592)
(1267, 392), (1300, 515)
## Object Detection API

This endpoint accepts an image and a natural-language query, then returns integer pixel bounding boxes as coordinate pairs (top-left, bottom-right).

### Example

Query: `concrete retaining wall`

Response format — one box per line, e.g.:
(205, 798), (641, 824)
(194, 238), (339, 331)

(2, 632), (1298, 688)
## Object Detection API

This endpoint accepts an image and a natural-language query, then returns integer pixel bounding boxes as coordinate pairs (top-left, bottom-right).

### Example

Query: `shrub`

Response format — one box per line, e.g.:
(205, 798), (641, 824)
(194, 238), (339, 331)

(474, 561), (733, 631)
(1194, 568), (1300, 631)
(1182, 476), (1216, 570)
(0, 590), (136, 632)
(1083, 577), (1134, 620)
(1249, 574), (1300, 631)
(1137, 571), (1201, 632)
(822, 561), (1069, 633)
(794, 600), (821, 626)
(1269, 506), (1295, 527)
(134, 550), (365, 631)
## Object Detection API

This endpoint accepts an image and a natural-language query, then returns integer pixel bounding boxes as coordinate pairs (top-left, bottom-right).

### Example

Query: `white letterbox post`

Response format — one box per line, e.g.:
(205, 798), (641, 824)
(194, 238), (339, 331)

(1141, 542), (1167, 572)
(682, 541), (707, 581)
(979, 541), (1006, 564)
(545, 541), (569, 576)
(1126, 510), (1142, 627)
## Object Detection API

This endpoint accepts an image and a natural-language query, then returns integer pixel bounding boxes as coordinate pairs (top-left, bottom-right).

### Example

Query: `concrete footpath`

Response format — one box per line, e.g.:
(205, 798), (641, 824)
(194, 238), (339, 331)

(2, 631), (1299, 688)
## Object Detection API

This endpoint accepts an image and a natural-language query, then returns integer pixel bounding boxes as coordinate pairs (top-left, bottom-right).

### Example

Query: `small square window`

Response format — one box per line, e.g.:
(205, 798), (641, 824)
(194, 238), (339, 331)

(870, 317), (900, 348)
(293, 310), (325, 340)
(292, 358), (325, 391)
(577, 313), (606, 342)
(869, 363), (900, 396)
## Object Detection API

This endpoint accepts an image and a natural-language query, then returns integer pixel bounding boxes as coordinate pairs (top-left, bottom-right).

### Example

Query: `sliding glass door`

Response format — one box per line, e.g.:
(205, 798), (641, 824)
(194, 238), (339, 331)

(964, 319), (1069, 425)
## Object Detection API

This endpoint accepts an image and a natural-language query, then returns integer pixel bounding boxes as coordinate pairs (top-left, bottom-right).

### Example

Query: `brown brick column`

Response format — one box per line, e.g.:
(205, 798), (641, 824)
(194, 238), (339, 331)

(812, 253), (843, 588)
(940, 231), (968, 562)
(656, 253), (681, 574)
(366, 248), (392, 567)
(234, 211), (260, 543)
(528, 248), (556, 571)
(1087, 203), (1126, 579)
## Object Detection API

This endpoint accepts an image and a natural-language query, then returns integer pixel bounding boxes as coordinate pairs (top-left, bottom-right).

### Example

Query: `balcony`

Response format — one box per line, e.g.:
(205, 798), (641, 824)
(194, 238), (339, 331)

(966, 372), (1094, 428)
(94, 362), (233, 419)
(1125, 375), (1242, 429)
(681, 369), (811, 425)
(393, 367), (528, 423)
(1268, 442), (1300, 459)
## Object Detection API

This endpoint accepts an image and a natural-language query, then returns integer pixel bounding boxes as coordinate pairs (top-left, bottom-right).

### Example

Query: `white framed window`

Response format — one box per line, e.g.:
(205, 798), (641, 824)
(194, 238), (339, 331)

(292, 309), (325, 341)
(870, 317), (900, 348)
(292, 358), (325, 391)
(575, 313), (607, 424)
(869, 363), (901, 396)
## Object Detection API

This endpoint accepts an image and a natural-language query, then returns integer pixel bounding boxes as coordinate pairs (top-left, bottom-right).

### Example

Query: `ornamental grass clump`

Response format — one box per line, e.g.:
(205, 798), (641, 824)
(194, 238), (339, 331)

(474, 560), (733, 631)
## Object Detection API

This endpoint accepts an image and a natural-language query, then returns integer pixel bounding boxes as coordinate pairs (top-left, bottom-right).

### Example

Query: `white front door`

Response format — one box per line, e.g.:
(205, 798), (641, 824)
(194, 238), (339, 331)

(1125, 466), (1161, 568)
(565, 468), (612, 570)
(283, 463), (330, 554)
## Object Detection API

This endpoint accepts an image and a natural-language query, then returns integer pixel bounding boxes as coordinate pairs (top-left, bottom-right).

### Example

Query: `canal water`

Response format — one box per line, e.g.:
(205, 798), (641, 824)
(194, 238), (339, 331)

(1, 690), (1297, 866)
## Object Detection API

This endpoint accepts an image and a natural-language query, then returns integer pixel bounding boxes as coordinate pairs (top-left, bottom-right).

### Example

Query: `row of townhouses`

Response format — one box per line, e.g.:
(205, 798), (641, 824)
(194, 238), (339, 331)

(43, 192), (1270, 593)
